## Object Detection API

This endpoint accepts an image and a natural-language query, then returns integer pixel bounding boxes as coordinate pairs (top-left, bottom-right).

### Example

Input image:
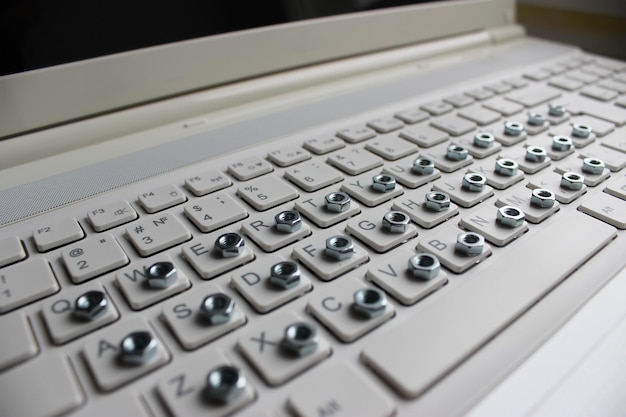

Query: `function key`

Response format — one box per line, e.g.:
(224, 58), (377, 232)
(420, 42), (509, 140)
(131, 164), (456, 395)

(227, 156), (273, 181)
(302, 135), (345, 155)
(0, 236), (27, 268)
(88, 200), (138, 232)
(138, 184), (187, 214)
(33, 218), (84, 252)
(184, 169), (231, 196)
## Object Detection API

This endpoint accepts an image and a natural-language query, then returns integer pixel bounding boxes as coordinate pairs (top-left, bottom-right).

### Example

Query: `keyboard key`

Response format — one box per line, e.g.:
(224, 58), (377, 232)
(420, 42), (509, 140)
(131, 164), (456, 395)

(458, 105), (501, 126)
(482, 98), (524, 116)
(336, 126), (377, 143)
(0, 354), (84, 417)
(382, 155), (442, 189)
(366, 117), (404, 133)
(523, 69), (551, 81)
(0, 236), (26, 268)
(581, 64), (612, 77)
(579, 145), (626, 172)
(284, 161), (344, 192)
(237, 176), (298, 211)
(484, 82), (513, 94)
(236, 311), (331, 385)
(580, 85), (618, 101)
(184, 169), (231, 196)
(394, 108), (429, 124)
(294, 188), (361, 228)
(288, 364), (395, 417)
(365, 136), (417, 160)
(604, 176), (626, 200)
(138, 184), (187, 213)
(495, 185), (560, 224)
(421, 101), (453, 115)
(399, 124), (449, 147)
(458, 204), (528, 246)
(565, 95), (626, 126)
(340, 171), (404, 207)
(62, 234), (129, 283)
(505, 86), (561, 107)
(464, 87), (494, 100)
(554, 162), (610, 187)
(0, 259), (59, 313)
(420, 142), (474, 173)
(33, 218), (84, 252)
(327, 148), (383, 175)
(579, 193), (626, 229)
(307, 277), (395, 342)
(126, 213), (192, 257)
(528, 172), (587, 204)
(596, 79), (626, 94)
(468, 158), (525, 190)
(548, 76), (584, 91)
(452, 131), (502, 159)
(267, 146), (311, 167)
(88, 200), (138, 232)
(430, 115), (476, 136)
(565, 70), (598, 84)
(432, 176), (494, 208)
(240, 206), (311, 252)
(0, 312), (38, 371)
(391, 190), (459, 229)
(362, 212), (615, 399)
(443, 94), (475, 107)
(345, 205), (417, 253)
(184, 193), (248, 233)
(181, 230), (254, 279)
(71, 395), (151, 417)
(303, 135), (345, 154)
(502, 77), (528, 88)
(227, 156), (273, 181)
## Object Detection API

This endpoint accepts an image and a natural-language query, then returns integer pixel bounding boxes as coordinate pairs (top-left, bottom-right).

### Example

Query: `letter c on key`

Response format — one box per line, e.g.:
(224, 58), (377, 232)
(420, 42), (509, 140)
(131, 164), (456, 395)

(321, 297), (342, 312)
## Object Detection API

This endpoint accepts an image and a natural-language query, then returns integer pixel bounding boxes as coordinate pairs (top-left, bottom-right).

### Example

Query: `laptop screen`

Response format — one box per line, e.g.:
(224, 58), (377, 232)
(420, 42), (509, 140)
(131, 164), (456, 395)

(1, 0), (435, 76)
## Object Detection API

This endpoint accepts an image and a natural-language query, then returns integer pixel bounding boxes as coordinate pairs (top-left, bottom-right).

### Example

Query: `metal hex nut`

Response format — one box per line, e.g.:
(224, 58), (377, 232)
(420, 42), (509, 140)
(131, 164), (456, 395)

(552, 135), (573, 151)
(120, 331), (158, 365)
(281, 321), (319, 357)
(527, 112), (546, 126)
(548, 104), (566, 117)
(408, 253), (440, 280)
(504, 121), (524, 136)
(525, 146), (547, 162)
(425, 191), (451, 212)
(561, 172), (585, 190)
(494, 158), (519, 176)
(205, 365), (247, 404)
(325, 235), (355, 261)
(412, 158), (435, 175)
(462, 173), (487, 192)
(382, 211), (410, 233)
(446, 145), (468, 161)
(456, 232), (485, 256)
(74, 290), (108, 321)
(269, 261), (301, 289)
(473, 132), (495, 148)
(531, 188), (556, 208)
(497, 206), (525, 228)
(325, 191), (351, 213)
(146, 261), (178, 289)
(352, 287), (387, 318)
(372, 174), (396, 193)
(572, 123), (592, 138)
(275, 210), (302, 233)
(582, 158), (605, 175)
(214, 233), (245, 258)
(200, 293), (235, 325)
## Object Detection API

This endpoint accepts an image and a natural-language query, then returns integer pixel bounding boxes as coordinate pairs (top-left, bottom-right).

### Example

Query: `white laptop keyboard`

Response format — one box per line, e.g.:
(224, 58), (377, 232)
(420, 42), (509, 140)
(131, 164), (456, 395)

(1, 52), (626, 417)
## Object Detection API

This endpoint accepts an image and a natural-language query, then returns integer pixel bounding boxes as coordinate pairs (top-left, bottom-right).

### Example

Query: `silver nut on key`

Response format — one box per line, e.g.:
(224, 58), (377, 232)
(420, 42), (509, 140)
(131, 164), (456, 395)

(325, 191), (351, 213)
(352, 287), (388, 318)
(205, 365), (247, 404)
(120, 331), (158, 365)
(412, 158), (435, 175)
(456, 232), (485, 256)
(525, 146), (547, 162)
(560, 172), (585, 190)
(146, 261), (178, 289)
(275, 210), (302, 233)
(527, 112), (546, 126)
(425, 191), (451, 212)
(494, 158), (519, 176)
(408, 253), (440, 280)
(199, 293), (235, 325)
(473, 132), (495, 148)
(372, 174), (396, 193)
(74, 290), (108, 321)
(548, 103), (566, 117)
(446, 145), (468, 161)
(269, 261), (301, 289)
(325, 235), (355, 261)
(572, 123), (592, 138)
(214, 232), (245, 258)
(581, 158), (605, 175)
(504, 121), (524, 136)
(382, 211), (410, 233)
(497, 206), (525, 228)
(552, 135), (572, 151)
(281, 321), (319, 357)
(531, 188), (556, 208)
(462, 173), (487, 192)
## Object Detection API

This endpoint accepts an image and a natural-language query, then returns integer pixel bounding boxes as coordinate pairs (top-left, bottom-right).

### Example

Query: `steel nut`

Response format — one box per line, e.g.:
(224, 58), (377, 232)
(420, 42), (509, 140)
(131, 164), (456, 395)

(200, 293), (235, 325)
(281, 322), (319, 357)
(497, 206), (525, 228)
(325, 191), (351, 213)
(527, 112), (546, 126)
(525, 146), (547, 162)
(372, 174), (396, 193)
(214, 232), (245, 258)
(325, 235), (355, 261)
(425, 191), (451, 212)
(494, 158), (519, 176)
(456, 232), (485, 256)
(74, 290), (108, 321)
(352, 287), (387, 318)
(531, 188), (556, 208)
(561, 172), (585, 190)
(462, 173), (486, 192)
(504, 121), (524, 136)
(572, 123), (592, 138)
(146, 261), (178, 289)
(382, 211), (410, 233)
(408, 253), (440, 280)
(582, 157), (605, 175)
(412, 158), (435, 175)
(473, 132), (495, 148)
(205, 365), (247, 404)
(275, 210), (302, 233)
(120, 331), (158, 365)
(446, 145), (468, 161)
(548, 104), (566, 117)
(269, 261), (301, 289)
(552, 135), (572, 151)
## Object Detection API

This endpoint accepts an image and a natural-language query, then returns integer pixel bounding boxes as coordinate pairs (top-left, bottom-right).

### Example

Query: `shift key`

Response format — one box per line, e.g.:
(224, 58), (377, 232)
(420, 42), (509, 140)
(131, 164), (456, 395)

(361, 211), (615, 398)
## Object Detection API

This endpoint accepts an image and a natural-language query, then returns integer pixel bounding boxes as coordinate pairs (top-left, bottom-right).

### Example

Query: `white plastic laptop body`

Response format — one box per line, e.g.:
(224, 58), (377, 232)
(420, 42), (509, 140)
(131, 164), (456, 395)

(1, 0), (626, 416)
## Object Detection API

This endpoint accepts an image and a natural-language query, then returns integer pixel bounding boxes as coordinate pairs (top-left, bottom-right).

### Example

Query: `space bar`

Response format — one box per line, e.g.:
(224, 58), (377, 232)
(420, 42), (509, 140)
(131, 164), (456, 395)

(361, 211), (616, 398)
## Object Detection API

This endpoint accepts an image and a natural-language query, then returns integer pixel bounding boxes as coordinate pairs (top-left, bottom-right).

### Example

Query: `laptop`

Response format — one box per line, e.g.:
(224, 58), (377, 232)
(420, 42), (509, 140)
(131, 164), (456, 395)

(1, 0), (625, 416)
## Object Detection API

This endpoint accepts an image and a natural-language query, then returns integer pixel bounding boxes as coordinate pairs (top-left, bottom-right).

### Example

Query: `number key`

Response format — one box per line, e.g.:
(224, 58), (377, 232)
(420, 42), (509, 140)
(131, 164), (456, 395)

(62, 235), (129, 283)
